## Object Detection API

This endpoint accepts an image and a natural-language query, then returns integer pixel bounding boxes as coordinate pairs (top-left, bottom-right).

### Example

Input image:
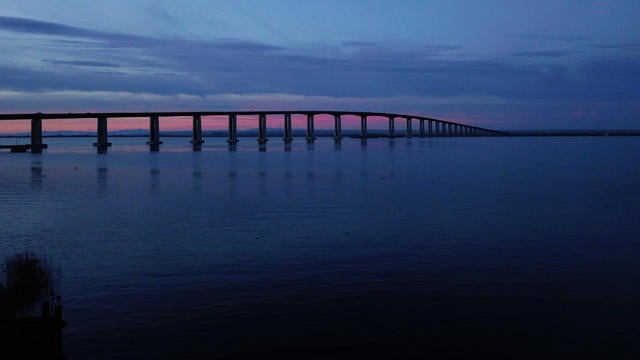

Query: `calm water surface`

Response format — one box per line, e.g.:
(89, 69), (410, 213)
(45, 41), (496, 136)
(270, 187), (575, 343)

(1, 136), (639, 358)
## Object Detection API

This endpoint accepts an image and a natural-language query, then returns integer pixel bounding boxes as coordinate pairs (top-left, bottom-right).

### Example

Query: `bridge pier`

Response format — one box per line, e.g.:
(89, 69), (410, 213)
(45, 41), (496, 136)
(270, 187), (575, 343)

(283, 113), (293, 143)
(406, 117), (412, 138)
(93, 116), (112, 153)
(389, 116), (395, 137)
(258, 114), (268, 144)
(419, 119), (425, 137)
(334, 114), (342, 142)
(306, 114), (315, 142)
(428, 120), (434, 137)
(147, 115), (162, 151)
(191, 114), (204, 151)
(360, 115), (367, 138)
(227, 114), (238, 144)
(448, 123), (453, 137)
(30, 117), (45, 153)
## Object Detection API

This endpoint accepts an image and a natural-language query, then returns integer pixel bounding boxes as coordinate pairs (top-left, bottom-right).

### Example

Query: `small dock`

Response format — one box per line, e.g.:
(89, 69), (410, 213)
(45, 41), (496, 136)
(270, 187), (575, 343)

(0, 144), (48, 153)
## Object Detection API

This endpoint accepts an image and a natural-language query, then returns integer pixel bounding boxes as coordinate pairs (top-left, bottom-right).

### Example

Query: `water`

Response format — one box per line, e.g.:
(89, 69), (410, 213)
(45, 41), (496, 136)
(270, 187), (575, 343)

(1, 136), (639, 358)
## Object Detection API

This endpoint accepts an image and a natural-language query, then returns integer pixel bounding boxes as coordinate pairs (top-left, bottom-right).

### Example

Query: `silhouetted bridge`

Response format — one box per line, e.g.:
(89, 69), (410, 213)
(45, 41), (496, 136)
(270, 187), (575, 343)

(0, 111), (505, 153)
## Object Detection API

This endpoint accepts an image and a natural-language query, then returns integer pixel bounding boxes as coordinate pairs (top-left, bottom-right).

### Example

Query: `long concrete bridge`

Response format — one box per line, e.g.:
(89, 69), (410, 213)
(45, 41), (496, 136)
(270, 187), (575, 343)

(0, 111), (505, 153)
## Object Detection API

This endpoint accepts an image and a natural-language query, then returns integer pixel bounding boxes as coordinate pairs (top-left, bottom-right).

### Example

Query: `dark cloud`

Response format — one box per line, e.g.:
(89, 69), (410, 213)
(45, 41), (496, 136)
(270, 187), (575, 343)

(419, 44), (461, 52)
(0, 15), (141, 43)
(43, 59), (120, 67)
(1, 16), (639, 129)
(513, 33), (590, 42)
(511, 50), (580, 58)
(201, 39), (283, 52)
(342, 41), (376, 47)
(591, 43), (640, 50)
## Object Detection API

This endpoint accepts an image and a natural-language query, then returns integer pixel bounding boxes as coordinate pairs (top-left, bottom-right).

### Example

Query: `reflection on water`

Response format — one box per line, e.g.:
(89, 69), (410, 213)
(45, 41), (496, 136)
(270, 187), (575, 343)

(1, 137), (640, 359)
(96, 167), (108, 197)
(30, 165), (43, 188)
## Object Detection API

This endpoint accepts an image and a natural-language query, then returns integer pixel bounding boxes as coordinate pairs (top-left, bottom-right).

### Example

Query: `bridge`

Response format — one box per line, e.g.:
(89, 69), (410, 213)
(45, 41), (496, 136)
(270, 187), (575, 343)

(0, 111), (505, 153)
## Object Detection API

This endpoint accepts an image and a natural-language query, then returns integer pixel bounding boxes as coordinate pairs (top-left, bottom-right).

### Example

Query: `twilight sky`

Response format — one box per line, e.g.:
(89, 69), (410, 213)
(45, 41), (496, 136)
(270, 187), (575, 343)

(1, 0), (639, 130)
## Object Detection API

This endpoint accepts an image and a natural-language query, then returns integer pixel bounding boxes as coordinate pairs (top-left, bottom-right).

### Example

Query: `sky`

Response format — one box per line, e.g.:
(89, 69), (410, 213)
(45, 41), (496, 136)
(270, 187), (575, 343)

(1, 0), (639, 131)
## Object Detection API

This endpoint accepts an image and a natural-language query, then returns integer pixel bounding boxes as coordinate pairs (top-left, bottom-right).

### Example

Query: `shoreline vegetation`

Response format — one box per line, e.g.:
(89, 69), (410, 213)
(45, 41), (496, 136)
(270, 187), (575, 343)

(0, 253), (66, 359)
(0, 252), (56, 318)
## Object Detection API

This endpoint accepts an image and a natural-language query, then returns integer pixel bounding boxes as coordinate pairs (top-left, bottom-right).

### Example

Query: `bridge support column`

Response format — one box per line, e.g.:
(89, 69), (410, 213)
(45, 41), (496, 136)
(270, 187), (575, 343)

(227, 114), (238, 144)
(334, 114), (342, 142)
(283, 113), (293, 143)
(30, 117), (44, 153)
(389, 116), (395, 137)
(406, 117), (412, 138)
(147, 115), (162, 151)
(93, 116), (112, 153)
(448, 123), (453, 137)
(419, 120), (425, 137)
(306, 114), (315, 142)
(360, 115), (367, 138)
(258, 114), (268, 144)
(428, 120), (433, 137)
(191, 114), (204, 151)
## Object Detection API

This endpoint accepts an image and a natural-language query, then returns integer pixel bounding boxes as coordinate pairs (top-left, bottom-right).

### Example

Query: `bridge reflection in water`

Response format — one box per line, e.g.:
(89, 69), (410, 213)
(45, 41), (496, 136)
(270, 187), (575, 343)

(0, 111), (505, 153)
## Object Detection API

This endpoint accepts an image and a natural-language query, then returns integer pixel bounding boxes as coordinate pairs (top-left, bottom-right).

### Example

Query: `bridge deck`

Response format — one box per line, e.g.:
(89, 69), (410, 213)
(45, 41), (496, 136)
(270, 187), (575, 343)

(0, 111), (504, 134)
